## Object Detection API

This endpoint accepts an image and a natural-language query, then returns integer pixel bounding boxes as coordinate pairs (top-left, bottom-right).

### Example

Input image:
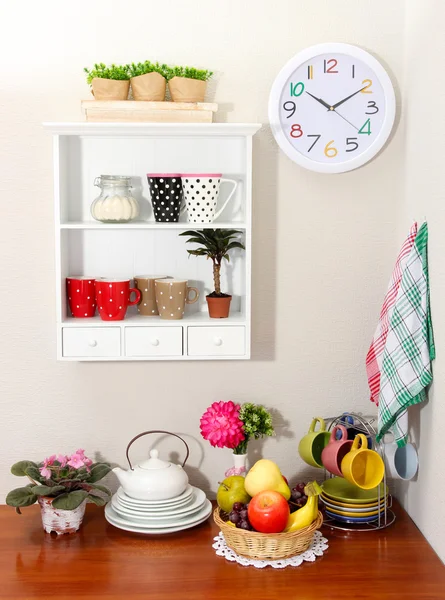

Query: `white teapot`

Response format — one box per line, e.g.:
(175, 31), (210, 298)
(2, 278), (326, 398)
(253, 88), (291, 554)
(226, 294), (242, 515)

(112, 430), (189, 501)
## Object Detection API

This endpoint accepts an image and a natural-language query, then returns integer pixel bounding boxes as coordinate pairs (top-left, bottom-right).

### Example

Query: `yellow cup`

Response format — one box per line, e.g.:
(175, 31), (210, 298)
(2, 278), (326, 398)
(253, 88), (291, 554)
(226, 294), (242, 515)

(340, 434), (385, 490)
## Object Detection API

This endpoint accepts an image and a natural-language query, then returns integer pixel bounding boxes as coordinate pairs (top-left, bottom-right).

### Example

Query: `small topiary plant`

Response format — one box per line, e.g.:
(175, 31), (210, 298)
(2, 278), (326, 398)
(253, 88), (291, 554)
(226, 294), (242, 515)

(128, 61), (169, 79)
(6, 450), (111, 512)
(166, 65), (213, 81)
(84, 62), (130, 85)
(179, 229), (244, 297)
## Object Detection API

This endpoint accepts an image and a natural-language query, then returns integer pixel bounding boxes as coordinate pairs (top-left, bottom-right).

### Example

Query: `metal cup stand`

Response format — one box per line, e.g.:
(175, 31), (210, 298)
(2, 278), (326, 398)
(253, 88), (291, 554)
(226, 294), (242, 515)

(321, 412), (396, 532)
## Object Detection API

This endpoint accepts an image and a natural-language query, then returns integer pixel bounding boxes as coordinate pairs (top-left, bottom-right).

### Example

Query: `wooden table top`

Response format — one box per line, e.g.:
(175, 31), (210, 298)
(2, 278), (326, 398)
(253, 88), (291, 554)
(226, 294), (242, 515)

(1, 500), (443, 599)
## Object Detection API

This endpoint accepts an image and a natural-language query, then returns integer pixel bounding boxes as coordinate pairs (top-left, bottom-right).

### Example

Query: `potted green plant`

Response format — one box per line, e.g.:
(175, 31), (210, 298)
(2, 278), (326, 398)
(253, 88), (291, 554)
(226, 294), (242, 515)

(6, 450), (111, 535)
(179, 228), (245, 318)
(166, 65), (213, 103)
(84, 63), (130, 100)
(128, 61), (167, 101)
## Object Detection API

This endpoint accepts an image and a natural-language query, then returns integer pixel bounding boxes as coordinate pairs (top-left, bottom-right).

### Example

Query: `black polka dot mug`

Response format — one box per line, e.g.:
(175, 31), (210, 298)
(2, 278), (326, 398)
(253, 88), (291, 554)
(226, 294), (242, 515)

(147, 174), (185, 223)
(181, 174), (238, 223)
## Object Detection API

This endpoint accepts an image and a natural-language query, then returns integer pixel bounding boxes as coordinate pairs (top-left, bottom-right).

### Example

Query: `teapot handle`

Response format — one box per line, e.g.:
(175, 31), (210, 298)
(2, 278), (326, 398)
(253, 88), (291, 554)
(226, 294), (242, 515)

(125, 430), (190, 471)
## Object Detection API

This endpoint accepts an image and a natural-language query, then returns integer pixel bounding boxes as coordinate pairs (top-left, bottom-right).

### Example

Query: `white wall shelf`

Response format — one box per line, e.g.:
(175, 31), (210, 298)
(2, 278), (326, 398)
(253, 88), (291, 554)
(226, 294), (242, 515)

(45, 122), (261, 361)
(60, 222), (247, 230)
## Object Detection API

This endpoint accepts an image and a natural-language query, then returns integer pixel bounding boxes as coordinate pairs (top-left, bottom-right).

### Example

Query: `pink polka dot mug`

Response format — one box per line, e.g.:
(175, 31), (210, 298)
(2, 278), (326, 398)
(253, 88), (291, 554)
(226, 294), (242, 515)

(95, 278), (141, 321)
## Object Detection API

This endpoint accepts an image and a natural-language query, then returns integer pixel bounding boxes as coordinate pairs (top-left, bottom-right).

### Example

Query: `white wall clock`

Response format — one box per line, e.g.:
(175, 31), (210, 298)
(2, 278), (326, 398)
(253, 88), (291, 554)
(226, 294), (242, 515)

(269, 43), (396, 173)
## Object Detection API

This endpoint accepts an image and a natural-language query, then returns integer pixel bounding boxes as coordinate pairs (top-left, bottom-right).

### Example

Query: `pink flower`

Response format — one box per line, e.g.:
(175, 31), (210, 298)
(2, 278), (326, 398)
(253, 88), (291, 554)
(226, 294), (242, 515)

(40, 467), (52, 479)
(74, 449), (93, 469)
(67, 453), (85, 469)
(200, 401), (245, 449)
(56, 454), (68, 467)
(39, 455), (56, 479)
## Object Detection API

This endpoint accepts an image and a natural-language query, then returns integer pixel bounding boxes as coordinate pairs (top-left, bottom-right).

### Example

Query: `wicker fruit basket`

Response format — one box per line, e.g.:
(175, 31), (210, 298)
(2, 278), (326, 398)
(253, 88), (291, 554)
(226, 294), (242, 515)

(213, 507), (323, 560)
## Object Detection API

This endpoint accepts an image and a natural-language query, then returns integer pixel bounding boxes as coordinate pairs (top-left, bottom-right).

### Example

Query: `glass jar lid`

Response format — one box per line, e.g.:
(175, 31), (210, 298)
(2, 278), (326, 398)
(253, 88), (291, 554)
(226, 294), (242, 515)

(96, 175), (132, 186)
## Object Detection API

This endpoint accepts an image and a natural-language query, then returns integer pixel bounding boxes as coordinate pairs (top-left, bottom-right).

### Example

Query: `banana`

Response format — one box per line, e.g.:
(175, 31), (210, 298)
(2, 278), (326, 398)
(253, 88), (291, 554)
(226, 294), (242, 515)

(283, 481), (322, 532)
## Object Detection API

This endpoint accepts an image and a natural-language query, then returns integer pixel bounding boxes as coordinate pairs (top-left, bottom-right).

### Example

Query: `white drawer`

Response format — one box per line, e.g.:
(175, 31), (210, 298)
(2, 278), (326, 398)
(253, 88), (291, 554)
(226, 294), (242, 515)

(125, 327), (183, 357)
(187, 326), (246, 357)
(62, 327), (121, 358)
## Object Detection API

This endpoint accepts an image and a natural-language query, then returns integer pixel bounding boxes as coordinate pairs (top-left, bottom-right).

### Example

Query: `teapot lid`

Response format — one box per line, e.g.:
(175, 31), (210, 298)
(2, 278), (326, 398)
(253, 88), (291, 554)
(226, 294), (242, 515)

(137, 449), (171, 470)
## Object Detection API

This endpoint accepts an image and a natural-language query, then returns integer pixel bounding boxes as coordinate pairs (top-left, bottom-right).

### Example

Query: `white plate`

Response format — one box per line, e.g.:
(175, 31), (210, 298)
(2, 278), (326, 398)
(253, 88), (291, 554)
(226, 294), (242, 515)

(112, 489), (206, 520)
(107, 494), (209, 529)
(116, 491), (193, 512)
(105, 499), (212, 534)
(116, 484), (193, 506)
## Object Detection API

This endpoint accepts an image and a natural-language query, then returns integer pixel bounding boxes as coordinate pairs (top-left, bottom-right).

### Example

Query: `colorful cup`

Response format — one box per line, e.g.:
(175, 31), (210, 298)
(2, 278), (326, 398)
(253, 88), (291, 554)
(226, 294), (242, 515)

(298, 418), (331, 468)
(341, 434), (385, 490)
(384, 437), (418, 481)
(321, 425), (353, 477)
(134, 275), (168, 316)
(95, 278), (141, 321)
(181, 174), (238, 223)
(154, 279), (199, 320)
(147, 174), (184, 222)
(66, 276), (96, 318)
(335, 414), (373, 449)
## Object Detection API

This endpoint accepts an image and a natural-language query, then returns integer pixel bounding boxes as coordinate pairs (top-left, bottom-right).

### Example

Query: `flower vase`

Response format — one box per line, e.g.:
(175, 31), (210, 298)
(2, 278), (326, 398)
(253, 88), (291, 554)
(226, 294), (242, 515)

(38, 497), (87, 535)
(224, 453), (248, 478)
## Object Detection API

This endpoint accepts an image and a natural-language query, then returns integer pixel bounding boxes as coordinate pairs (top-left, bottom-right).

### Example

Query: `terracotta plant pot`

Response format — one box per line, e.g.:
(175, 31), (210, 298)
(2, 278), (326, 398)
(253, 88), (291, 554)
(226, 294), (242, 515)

(206, 294), (232, 318)
(130, 72), (166, 101)
(168, 77), (207, 103)
(38, 496), (87, 535)
(91, 77), (130, 101)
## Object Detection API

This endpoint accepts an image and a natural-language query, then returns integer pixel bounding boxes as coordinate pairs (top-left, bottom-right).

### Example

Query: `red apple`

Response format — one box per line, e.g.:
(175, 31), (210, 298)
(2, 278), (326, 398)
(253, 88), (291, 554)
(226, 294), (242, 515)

(248, 490), (290, 533)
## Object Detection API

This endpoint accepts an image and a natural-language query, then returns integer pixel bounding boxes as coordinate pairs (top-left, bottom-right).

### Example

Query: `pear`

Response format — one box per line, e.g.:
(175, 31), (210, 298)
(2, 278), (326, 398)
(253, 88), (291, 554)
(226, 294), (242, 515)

(245, 459), (291, 500)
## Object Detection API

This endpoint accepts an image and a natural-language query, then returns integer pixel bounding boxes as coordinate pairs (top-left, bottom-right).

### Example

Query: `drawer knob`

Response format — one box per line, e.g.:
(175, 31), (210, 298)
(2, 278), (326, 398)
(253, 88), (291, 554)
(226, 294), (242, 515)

(88, 339), (97, 347)
(151, 338), (160, 347)
(214, 337), (223, 346)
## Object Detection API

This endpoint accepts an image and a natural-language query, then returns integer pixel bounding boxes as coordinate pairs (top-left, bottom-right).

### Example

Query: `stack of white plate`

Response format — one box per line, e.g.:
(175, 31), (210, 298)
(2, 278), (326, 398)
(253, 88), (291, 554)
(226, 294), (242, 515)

(105, 484), (212, 534)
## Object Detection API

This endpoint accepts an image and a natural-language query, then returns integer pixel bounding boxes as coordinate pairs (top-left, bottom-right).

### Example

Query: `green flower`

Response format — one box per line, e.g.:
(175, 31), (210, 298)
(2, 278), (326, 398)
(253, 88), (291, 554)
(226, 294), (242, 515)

(234, 403), (275, 455)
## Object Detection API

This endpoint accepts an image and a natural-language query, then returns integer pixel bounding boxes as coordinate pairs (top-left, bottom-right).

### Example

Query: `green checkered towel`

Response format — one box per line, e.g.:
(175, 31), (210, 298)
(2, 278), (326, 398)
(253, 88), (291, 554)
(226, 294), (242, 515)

(376, 222), (435, 447)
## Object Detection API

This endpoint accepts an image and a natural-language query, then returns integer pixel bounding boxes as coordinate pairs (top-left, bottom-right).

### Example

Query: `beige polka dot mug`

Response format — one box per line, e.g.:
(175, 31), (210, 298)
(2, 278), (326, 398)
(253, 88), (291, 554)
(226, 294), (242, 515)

(134, 275), (168, 316)
(155, 279), (199, 320)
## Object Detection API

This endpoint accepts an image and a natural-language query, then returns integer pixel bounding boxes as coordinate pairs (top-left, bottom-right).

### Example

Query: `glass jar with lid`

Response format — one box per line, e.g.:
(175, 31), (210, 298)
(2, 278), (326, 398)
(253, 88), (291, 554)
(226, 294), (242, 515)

(91, 175), (140, 223)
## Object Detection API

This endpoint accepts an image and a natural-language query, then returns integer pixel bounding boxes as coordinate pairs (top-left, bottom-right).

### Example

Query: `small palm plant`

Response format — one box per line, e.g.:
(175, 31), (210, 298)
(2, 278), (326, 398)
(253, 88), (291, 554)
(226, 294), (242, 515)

(179, 229), (245, 318)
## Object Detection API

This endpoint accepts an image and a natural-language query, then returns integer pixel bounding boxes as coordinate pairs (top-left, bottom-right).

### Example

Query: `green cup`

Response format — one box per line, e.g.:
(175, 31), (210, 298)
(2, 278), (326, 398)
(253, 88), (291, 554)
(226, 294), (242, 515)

(298, 417), (331, 468)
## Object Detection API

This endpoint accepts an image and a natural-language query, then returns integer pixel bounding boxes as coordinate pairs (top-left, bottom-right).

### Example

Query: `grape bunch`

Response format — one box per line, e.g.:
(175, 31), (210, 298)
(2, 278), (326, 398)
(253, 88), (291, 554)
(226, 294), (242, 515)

(229, 501), (253, 530)
(288, 482), (308, 513)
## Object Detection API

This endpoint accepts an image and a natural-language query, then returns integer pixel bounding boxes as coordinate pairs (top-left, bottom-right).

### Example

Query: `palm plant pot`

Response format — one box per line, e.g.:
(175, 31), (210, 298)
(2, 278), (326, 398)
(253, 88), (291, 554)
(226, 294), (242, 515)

(38, 496), (87, 535)
(91, 77), (130, 101)
(168, 77), (207, 103)
(206, 294), (232, 318)
(130, 72), (166, 101)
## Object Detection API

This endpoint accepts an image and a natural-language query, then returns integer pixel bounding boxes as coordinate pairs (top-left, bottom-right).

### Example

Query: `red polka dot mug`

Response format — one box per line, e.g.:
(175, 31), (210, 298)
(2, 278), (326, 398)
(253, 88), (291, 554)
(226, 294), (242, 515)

(95, 278), (141, 321)
(66, 276), (96, 318)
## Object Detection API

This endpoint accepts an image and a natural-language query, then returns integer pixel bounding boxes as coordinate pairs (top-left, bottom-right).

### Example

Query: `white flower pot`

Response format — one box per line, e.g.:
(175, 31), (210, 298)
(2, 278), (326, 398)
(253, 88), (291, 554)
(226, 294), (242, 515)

(38, 497), (86, 535)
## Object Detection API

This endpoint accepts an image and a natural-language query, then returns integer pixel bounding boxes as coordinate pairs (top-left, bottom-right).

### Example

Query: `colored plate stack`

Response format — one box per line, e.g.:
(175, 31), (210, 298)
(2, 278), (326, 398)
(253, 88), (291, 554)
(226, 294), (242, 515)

(105, 484), (212, 534)
(321, 477), (389, 524)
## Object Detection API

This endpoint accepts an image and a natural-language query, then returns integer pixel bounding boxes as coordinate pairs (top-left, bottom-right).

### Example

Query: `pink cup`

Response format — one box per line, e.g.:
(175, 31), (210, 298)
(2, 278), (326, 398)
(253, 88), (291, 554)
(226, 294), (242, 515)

(321, 425), (353, 477)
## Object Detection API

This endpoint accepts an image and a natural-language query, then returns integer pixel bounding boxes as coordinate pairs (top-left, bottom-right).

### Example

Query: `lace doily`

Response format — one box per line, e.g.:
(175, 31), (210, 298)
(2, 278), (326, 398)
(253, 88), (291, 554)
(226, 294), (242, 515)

(212, 530), (328, 568)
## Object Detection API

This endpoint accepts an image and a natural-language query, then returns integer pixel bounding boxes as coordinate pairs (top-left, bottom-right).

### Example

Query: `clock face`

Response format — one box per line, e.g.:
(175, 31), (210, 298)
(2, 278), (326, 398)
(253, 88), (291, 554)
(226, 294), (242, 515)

(269, 44), (396, 173)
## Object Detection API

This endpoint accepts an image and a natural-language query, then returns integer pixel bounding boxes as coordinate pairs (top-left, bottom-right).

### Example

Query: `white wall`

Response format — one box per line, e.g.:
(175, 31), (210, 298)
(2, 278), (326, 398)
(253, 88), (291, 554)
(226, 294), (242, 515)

(0, 0), (408, 531)
(393, 0), (445, 563)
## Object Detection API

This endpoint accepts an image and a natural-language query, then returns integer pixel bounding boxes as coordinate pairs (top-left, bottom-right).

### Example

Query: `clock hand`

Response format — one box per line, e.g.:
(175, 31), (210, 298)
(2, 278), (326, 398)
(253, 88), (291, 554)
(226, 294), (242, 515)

(331, 87), (367, 110)
(333, 109), (358, 131)
(305, 91), (333, 111)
